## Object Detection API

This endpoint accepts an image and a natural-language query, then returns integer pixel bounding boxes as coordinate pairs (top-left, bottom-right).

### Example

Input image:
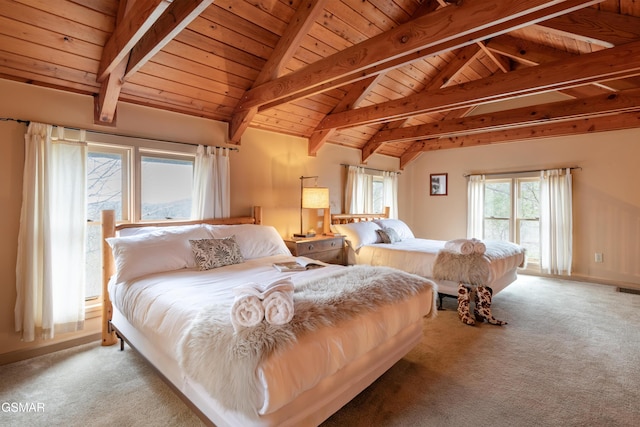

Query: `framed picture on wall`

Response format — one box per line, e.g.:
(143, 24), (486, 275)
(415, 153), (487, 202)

(430, 173), (448, 196)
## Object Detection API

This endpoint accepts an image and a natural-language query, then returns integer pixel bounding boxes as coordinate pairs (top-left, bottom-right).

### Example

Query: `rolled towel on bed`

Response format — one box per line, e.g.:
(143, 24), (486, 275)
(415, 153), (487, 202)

(230, 278), (295, 329)
(263, 278), (294, 325)
(262, 277), (295, 298)
(230, 294), (265, 331)
(263, 291), (295, 325)
(444, 238), (474, 255)
(470, 238), (486, 255)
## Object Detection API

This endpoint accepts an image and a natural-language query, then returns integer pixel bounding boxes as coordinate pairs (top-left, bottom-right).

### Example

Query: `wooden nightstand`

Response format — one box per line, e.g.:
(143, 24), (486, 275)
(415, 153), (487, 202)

(284, 235), (345, 265)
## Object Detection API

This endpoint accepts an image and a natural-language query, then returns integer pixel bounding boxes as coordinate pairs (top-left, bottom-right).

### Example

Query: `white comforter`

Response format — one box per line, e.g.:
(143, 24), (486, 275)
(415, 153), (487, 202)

(352, 238), (525, 292)
(109, 254), (434, 416)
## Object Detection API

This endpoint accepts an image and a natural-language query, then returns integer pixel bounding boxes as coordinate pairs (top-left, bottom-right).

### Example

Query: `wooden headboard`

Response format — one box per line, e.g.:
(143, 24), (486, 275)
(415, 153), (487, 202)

(100, 207), (262, 346)
(331, 206), (390, 224)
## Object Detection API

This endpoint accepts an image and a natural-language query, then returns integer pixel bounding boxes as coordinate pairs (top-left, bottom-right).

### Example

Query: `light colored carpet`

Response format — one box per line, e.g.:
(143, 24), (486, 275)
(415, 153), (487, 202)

(1, 274), (638, 427)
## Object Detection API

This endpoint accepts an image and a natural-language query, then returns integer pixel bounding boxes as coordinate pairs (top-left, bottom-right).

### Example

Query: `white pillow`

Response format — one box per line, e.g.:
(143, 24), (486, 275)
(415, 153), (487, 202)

(205, 224), (291, 259)
(373, 219), (415, 240)
(331, 221), (381, 251)
(107, 224), (211, 283)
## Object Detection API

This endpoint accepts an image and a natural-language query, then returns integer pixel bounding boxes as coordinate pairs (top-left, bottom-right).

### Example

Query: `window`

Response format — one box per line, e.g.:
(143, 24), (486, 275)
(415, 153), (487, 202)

(483, 177), (540, 265)
(345, 166), (397, 217)
(84, 139), (195, 300)
(140, 154), (193, 220)
(372, 176), (384, 213)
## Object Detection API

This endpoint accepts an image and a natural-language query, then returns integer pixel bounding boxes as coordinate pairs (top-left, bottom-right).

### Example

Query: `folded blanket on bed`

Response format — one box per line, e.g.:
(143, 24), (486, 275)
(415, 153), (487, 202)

(433, 251), (490, 286)
(178, 266), (437, 418)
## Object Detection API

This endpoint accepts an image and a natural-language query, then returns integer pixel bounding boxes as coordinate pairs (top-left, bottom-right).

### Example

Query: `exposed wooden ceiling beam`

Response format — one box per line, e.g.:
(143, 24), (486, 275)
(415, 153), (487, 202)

(534, 6), (640, 48)
(399, 111), (640, 168)
(317, 39), (640, 131)
(425, 110), (640, 151)
(228, 0), (326, 144)
(374, 88), (640, 143)
(360, 44), (484, 162)
(308, 0), (443, 158)
(124, 0), (213, 80)
(95, 0), (211, 124)
(237, 0), (604, 114)
(97, 0), (171, 82)
(95, 0), (134, 125)
(308, 74), (384, 156)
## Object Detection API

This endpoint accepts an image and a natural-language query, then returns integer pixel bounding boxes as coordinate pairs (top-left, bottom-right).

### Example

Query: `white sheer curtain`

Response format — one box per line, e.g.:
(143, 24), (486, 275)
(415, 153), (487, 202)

(466, 174), (485, 239)
(191, 145), (230, 219)
(15, 123), (87, 342)
(345, 166), (372, 214)
(382, 171), (398, 219)
(540, 168), (573, 275)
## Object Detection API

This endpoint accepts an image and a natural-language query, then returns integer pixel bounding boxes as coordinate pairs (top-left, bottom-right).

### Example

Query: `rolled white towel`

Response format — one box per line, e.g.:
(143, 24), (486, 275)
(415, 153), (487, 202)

(444, 238), (474, 255)
(263, 291), (294, 325)
(230, 294), (265, 332)
(262, 277), (295, 299)
(470, 238), (486, 255)
(232, 282), (267, 298)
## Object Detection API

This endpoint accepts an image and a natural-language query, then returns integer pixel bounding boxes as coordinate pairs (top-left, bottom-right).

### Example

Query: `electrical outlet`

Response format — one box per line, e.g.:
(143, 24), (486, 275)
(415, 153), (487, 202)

(595, 253), (603, 263)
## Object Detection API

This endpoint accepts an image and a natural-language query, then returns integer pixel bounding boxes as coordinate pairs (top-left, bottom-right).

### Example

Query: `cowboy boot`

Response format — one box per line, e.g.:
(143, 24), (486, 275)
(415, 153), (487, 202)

(457, 283), (475, 325)
(474, 286), (507, 325)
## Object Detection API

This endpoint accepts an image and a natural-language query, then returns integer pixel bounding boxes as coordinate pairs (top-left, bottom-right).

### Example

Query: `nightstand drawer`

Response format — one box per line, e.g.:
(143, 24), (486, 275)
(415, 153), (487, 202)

(311, 248), (344, 264)
(294, 237), (342, 255)
(285, 235), (345, 265)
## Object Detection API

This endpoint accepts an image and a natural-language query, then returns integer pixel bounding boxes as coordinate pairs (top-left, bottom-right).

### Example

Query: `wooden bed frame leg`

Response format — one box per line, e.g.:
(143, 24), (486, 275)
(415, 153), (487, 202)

(101, 209), (118, 346)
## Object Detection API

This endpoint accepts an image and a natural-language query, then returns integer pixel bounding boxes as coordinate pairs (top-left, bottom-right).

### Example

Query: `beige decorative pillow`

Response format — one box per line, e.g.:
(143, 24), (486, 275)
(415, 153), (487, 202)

(189, 236), (244, 270)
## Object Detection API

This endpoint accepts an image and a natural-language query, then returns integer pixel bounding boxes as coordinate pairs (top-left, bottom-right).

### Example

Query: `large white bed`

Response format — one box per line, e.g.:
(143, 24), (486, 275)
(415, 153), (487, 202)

(330, 211), (526, 306)
(101, 207), (437, 427)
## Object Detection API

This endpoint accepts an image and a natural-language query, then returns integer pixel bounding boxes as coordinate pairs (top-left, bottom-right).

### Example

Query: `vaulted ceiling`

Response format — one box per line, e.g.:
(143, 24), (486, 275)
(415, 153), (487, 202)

(1, 0), (640, 168)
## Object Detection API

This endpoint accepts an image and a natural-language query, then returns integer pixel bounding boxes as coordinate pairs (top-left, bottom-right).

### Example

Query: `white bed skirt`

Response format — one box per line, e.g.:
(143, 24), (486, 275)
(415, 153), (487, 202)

(110, 306), (424, 427)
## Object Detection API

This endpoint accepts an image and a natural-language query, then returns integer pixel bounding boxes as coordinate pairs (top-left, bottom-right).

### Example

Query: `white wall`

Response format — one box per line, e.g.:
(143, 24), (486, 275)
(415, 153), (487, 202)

(406, 131), (640, 287)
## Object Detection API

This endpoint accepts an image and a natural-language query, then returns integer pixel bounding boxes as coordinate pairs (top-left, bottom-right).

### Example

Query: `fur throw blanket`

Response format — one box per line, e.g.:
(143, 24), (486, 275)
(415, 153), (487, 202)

(432, 251), (490, 286)
(178, 265), (436, 418)
(432, 240), (525, 286)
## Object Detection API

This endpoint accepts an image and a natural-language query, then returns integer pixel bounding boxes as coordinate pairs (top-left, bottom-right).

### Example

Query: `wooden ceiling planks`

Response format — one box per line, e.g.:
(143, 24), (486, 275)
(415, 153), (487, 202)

(0, 0), (639, 165)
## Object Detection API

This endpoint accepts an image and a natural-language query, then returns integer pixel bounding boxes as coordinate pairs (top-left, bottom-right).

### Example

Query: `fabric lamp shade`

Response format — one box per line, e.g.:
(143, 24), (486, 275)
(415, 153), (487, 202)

(302, 187), (329, 209)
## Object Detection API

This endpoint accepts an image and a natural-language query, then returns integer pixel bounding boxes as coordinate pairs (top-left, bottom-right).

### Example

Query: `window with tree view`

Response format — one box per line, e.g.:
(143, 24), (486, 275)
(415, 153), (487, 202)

(484, 177), (540, 265)
(84, 144), (195, 301)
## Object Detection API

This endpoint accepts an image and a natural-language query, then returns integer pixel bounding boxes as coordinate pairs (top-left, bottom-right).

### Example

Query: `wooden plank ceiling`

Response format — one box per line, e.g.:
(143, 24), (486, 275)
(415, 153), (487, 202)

(1, 0), (640, 168)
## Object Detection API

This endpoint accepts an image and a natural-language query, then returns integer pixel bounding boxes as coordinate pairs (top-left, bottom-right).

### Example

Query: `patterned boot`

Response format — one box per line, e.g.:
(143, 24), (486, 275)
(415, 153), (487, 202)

(474, 286), (507, 326)
(457, 283), (475, 325)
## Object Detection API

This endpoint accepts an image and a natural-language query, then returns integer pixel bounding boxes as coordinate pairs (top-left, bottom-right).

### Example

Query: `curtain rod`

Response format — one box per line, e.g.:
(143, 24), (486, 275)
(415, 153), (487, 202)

(0, 117), (239, 151)
(463, 166), (581, 178)
(341, 163), (400, 174)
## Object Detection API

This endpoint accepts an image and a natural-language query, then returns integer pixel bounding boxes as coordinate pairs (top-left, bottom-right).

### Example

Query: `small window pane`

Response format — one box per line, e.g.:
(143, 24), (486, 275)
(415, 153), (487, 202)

(372, 178), (384, 213)
(86, 149), (126, 300)
(141, 155), (193, 220)
(87, 151), (124, 221)
(484, 181), (511, 218)
(85, 223), (102, 300)
(519, 219), (540, 263)
(518, 180), (540, 219)
(484, 218), (510, 240)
